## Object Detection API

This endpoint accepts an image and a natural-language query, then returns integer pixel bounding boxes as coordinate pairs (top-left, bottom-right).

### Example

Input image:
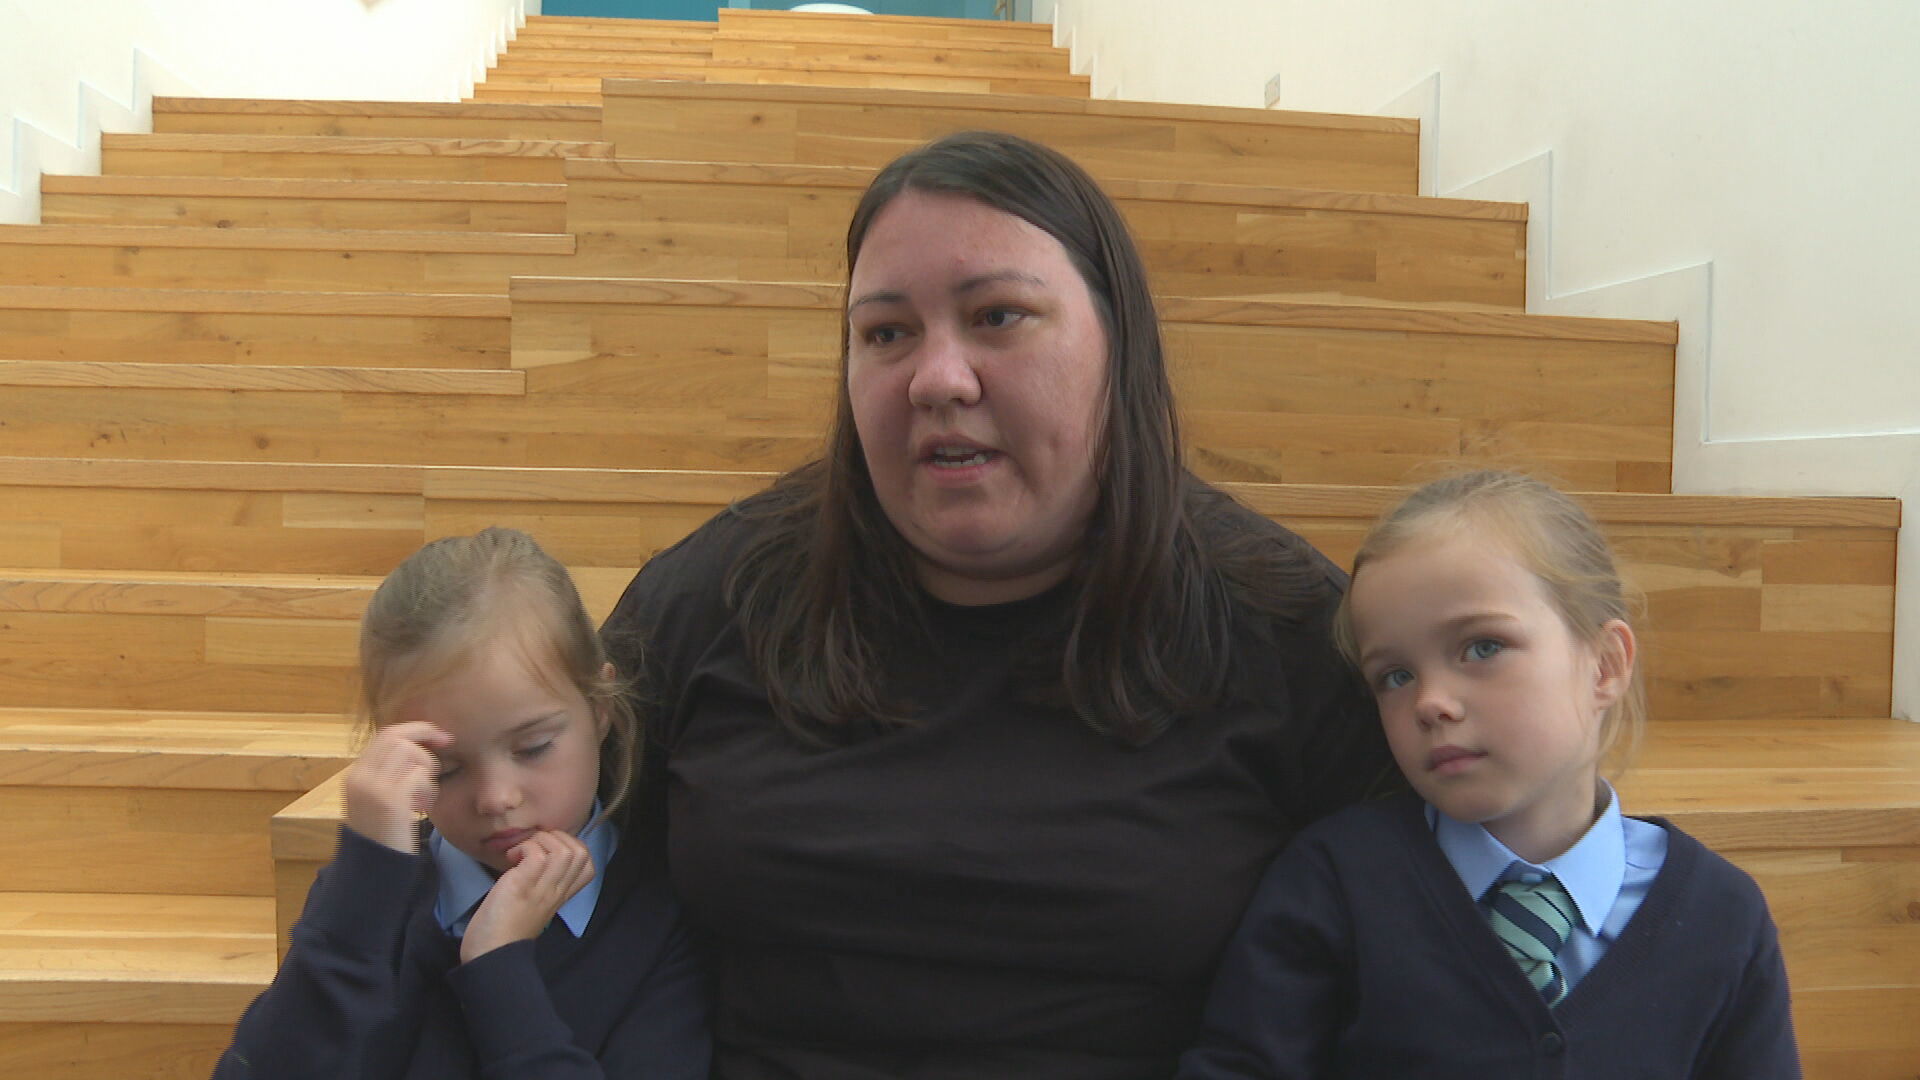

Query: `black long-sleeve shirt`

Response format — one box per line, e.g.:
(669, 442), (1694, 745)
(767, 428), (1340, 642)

(602, 494), (1394, 1078)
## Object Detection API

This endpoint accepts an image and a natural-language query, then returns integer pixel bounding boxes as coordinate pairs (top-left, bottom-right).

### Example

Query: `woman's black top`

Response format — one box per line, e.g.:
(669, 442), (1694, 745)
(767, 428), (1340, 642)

(601, 492), (1392, 1079)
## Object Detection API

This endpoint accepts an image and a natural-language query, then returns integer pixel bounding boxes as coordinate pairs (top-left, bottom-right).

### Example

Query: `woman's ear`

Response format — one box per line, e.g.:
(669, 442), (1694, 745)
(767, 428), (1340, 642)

(1592, 619), (1637, 709)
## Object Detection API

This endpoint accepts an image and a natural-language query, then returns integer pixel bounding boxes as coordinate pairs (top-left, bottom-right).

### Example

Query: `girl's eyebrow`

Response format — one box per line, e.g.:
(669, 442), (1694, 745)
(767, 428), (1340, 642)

(498, 712), (569, 740)
(1356, 612), (1520, 667)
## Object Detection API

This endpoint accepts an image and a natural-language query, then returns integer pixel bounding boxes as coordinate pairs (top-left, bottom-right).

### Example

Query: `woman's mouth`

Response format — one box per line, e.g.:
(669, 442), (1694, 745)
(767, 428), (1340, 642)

(928, 446), (997, 468)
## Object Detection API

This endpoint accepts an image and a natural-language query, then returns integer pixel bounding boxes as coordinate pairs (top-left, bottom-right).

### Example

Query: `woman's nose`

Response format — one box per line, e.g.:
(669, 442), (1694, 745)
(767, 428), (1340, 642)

(907, 326), (982, 409)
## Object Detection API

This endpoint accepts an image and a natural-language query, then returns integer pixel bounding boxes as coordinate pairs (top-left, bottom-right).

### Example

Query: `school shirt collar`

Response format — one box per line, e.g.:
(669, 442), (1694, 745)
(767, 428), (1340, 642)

(428, 803), (617, 939)
(1429, 783), (1627, 938)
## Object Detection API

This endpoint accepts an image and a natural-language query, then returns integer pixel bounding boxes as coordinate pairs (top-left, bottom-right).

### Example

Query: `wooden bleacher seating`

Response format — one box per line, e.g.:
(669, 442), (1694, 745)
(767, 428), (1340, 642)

(0, 9), (1909, 1078)
(472, 9), (1084, 105)
(39, 175), (570, 233)
(560, 158), (1529, 308)
(2, 276), (1670, 486)
(599, 79), (1419, 192)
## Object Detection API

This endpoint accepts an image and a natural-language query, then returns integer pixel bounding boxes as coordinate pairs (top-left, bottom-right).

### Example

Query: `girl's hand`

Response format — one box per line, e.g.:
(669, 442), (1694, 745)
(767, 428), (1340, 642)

(342, 721), (452, 855)
(459, 829), (597, 965)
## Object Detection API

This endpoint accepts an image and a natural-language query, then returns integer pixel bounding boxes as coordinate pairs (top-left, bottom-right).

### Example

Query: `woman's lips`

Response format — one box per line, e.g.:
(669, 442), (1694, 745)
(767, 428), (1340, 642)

(1428, 746), (1485, 774)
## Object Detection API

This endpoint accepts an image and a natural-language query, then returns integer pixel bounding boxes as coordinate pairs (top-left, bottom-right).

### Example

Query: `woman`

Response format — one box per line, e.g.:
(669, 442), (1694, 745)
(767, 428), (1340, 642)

(602, 131), (1395, 1079)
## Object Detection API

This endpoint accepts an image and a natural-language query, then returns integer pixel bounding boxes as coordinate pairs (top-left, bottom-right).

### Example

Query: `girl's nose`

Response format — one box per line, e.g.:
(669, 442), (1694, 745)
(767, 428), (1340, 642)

(474, 772), (521, 816)
(906, 327), (983, 409)
(1413, 681), (1464, 728)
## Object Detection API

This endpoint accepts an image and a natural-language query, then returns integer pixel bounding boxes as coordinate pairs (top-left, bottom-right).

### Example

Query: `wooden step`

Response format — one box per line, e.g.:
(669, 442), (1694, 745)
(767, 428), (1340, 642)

(151, 97), (603, 141)
(562, 157), (1526, 309)
(0, 706), (350, 792)
(39, 175), (568, 233)
(1620, 716), (1920, 1080)
(0, 699), (353, 895)
(0, 271), (1647, 477)
(507, 276), (1672, 489)
(0, 703), (347, 898)
(0, 568), (370, 713)
(497, 38), (711, 66)
(505, 38), (715, 58)
(0, 360), (523, 394)
(522, 14), (717, 36)
(469, 85), (625, 107)
(711, 32), (1071, 68)
(0, 285), (508, 368)
(505, 41), (1080, 81)
(484, 63), (1089, 100)
(101, 132), (612, 184)
(600, 79), (1416, 193)
(714, 8), (1054, 46)
(0, 225), (574, 295)
(0, 890), (272, 1075)
(0, 458), (1894, 722)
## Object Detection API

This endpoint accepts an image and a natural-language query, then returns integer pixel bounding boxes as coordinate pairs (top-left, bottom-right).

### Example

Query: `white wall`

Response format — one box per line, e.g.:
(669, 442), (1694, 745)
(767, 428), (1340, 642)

(0, 0), (536, 222)
(1051, 0), (1920, 718)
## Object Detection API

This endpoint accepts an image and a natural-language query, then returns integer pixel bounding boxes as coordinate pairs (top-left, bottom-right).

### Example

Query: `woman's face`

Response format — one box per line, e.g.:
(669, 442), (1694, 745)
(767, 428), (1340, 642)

(846, 190), (1109, 606)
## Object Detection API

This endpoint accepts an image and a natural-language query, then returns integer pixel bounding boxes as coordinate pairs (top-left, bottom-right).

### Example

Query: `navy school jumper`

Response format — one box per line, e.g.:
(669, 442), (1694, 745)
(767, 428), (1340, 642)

(1178, 793), (1800, 1080)
(213, 824), (710, 1080)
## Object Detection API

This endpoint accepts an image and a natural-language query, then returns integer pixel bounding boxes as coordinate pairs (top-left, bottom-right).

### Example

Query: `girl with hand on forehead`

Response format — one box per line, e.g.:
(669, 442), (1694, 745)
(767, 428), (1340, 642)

(213, 528), (708, 1080)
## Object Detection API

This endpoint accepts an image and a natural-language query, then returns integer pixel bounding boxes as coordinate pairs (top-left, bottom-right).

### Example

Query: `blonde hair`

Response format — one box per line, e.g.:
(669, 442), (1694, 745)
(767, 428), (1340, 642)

(356, 527), (638, 820)
(1333, 470), (1648, 776)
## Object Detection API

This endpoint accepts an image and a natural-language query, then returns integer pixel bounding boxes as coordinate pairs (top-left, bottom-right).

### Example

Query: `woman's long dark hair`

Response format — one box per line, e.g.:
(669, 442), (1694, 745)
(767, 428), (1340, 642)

(725, 131), (1320, 746)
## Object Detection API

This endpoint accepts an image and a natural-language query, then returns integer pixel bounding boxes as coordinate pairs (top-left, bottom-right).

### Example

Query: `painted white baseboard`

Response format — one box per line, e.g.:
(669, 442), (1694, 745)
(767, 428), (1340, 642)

(0, 49), (197, 226)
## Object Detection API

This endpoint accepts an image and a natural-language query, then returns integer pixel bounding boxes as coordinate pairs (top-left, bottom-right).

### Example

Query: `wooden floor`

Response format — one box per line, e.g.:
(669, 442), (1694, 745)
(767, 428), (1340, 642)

(0, 8), (1912, 1078)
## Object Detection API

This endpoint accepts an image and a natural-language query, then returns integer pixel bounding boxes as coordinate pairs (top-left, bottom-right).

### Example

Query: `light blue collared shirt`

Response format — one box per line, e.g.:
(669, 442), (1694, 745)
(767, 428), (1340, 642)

(1429, 785), (1668, 991)
(429, 804), (618, 939)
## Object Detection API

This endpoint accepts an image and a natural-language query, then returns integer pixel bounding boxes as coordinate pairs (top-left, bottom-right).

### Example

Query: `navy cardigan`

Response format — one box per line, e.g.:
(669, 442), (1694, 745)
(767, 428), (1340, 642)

(1178, 793), (1800, 1079)
(213, 824), (710, 1080)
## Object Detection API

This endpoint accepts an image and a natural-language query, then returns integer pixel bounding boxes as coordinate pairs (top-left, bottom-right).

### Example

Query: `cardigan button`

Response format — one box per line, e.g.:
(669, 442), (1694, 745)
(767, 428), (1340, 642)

(1539, 1032), (1565, 1056)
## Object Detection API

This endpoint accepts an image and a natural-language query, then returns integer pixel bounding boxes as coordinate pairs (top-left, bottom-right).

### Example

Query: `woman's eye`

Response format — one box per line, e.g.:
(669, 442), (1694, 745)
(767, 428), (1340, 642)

(435, 763), (461, 782)
(979, 307), (1025, 329)
(1377, 669), (1413, 691)
(1464, 639), (1504, 662)
(860, 325), (904, 347)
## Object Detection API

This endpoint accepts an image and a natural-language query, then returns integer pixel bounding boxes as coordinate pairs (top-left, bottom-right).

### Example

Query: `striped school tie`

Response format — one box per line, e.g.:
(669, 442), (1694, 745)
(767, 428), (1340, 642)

(1485, 871), (1577, 1006)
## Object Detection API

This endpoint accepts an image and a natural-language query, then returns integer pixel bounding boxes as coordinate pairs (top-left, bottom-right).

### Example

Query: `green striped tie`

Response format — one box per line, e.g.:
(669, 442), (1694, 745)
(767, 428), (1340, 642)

(1485, 871), (1577, 1006)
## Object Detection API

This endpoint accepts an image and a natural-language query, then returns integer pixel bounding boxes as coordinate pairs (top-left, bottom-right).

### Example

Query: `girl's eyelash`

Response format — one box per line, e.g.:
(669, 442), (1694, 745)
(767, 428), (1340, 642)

(1463, 638), (1505, 661)
(515, 740), (555, 760)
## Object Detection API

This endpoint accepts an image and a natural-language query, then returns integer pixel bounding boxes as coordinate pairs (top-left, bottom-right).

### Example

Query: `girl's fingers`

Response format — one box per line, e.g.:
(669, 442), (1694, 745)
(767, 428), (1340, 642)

(381, 720), (454, 750)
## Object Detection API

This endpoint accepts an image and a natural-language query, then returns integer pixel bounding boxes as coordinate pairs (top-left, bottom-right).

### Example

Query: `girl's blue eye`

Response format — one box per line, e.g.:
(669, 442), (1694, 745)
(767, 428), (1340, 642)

(1464, 639), (1504, 661)
(1377, 669), (1413, 691)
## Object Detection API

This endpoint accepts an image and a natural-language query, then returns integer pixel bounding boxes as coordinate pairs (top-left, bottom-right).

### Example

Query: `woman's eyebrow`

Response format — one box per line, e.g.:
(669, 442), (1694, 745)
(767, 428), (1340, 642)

(847, 289), (905, 314)
(954, 270), (1045, 295)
